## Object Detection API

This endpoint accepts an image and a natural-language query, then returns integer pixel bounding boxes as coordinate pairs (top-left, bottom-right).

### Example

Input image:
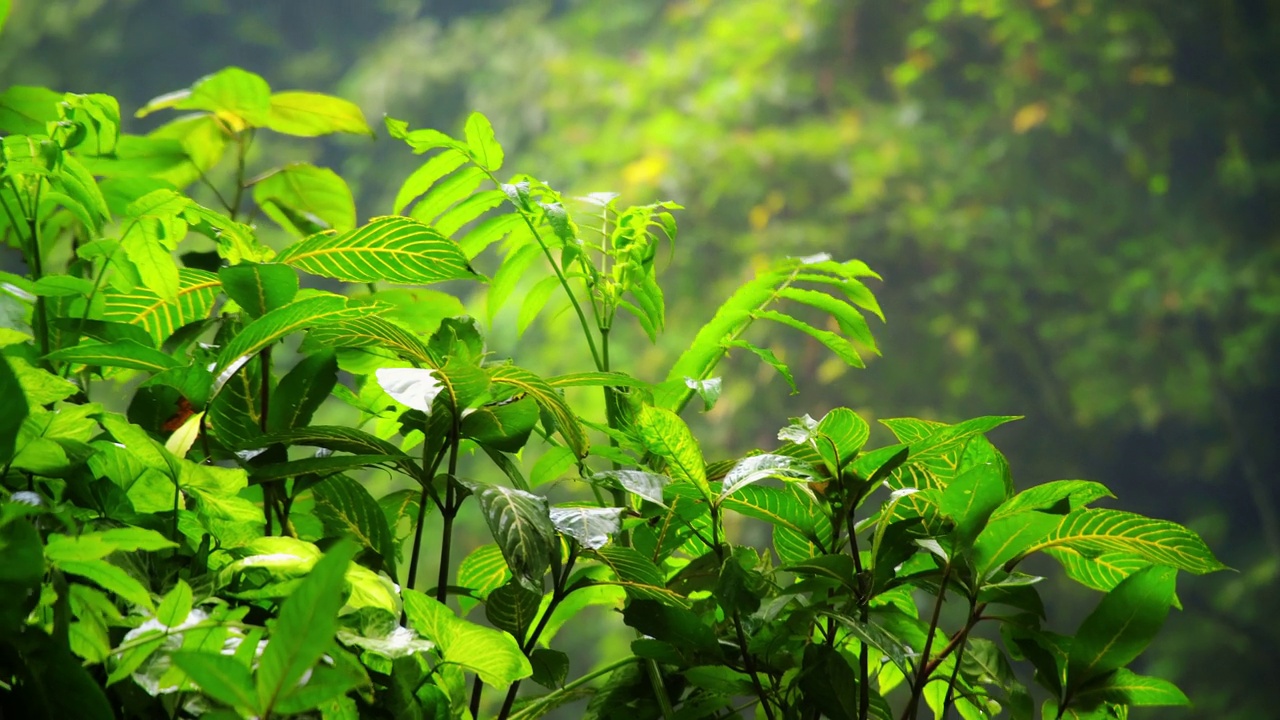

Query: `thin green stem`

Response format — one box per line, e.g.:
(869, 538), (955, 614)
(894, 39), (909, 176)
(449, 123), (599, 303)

(496, 550), (580, 720)
(229, 130), (252, 221)
(506, 656), (639, 720)
(483, 170), (602, 369)
(940, 596), (978, 719)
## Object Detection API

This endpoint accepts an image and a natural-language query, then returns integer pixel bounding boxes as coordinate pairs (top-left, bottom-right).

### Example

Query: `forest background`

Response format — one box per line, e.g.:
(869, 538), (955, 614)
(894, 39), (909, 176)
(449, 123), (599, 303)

(2, 1), (1276, 718)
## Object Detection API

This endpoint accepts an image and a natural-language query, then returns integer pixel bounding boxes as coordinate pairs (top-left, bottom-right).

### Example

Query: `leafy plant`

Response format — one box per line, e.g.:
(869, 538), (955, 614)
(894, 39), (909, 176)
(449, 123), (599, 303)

(0, 68), (1222, 720)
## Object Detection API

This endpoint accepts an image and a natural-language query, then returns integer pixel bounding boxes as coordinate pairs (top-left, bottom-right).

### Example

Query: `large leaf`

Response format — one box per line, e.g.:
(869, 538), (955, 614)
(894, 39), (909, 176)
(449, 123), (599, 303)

(312, 474), (399, 578)
(212, 294), (378, 395)
(44, 339), (179, 373)
(265, 91), (373, 137)
(1066, 566), (1177, 692)
(100, 267), (220, 345)
(172, 652), (259, 714)
(138, 67), (271, 130)
(267, 350), (337, 432)
(0, 355), (29, 466)
(253, 163), (357, 236)
(255, 541), (359, 713)
(992, 480), (1115, 520)
(461, 480), (557, 591)
(590, 545), (690, 608)
(1023, 509), (1226, 575)
(1071, 669), (1190, 708)
(549, 506), (624, 550)
(972, 511), (1062, 581)
(393, 149), (469, 215)
(485, 581), (541, 641)
(488, 364), (589, 458)
(402, 588), (532, 687)
(303, 315), (438, 366)
(635, 405), (708, 499)
(275, 216), (481, 285)
(217, 263), (299, 318)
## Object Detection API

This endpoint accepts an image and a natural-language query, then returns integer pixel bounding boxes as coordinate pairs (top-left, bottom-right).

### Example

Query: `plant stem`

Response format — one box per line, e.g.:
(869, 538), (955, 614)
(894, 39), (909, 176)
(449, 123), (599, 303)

(229, 130), (252, 221)
(435, 422), (461, 604)
(902, 562), (952, 720)
(505, 656), (639, 720)
(406, 441), (450, 594)
(496, 551), (580, 720)
(940, 596), (978, 719)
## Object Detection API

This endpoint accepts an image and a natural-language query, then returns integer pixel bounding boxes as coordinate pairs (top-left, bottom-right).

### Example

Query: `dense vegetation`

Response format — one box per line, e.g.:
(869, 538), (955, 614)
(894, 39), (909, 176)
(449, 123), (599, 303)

(0, 64), (1224, 720)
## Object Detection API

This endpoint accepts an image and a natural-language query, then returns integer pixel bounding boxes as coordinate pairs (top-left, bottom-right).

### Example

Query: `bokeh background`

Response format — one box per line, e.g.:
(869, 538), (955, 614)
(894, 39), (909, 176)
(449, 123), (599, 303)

(4, 0), (1278, 717)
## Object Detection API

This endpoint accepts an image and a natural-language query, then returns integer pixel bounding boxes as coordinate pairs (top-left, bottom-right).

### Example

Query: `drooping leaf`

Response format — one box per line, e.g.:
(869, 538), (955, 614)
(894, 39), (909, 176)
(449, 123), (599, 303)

(590, 545), (690, 608)
(485, 581), (542, 641)
(549, 506), (624, 549)
(265, 91), (373, 137)
(255, 541), (359, 713)
(1071, 668), (1190, 708)
(462, 395), (539, 452)
(402, 588), (531, 687)
(275, 216), (482, 285)
(254, 163), (357, 236)
(44, 340), (179, 373)
(312, 474), (399, 578)
(456, 543), (511, 615)
(138, 67), (272, 130)
(488, 364), (589, 458)
(461, 480), (557, 591)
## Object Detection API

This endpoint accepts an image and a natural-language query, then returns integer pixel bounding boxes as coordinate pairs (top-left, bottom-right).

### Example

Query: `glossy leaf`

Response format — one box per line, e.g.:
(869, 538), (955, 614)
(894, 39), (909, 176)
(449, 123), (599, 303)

(461, 480), (557, 591)
(636, 405), (707, 499)
(43, 340), (178, 373)
(100, 267), (220, 345)
(217, 263), (299, 318)
(992, 480), (1116, 520)
(1067, 566), (1177, 691)
(312, 474), (399, 578)
(254, 163), (357, 236)
(1024, 509), (1226, 575)
(402, 588), (532, 687)
(488, 364), (589, 458)
(275, 216), (481, 285)
(549, 506), (624, 549)
(1072, 668), (1190, 708)
(255, 540), (358, 712)
(265, 91), (373, 137)
(485, 581), (542, 640)
(267, 350), (337, 432)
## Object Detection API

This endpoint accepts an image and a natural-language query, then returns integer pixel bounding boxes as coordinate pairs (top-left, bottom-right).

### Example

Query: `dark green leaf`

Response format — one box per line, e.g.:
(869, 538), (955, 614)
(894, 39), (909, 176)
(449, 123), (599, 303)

(529, 648), (570, 689)
(1066, 566), (1177, 692)
(0, 355), (29, 464)
(173, 652), (259, 713)
(461, 480), (557, 591)
(312, 474), (399, 577)
(218, 263), (300, 318)
(485, 581), (542, 640)
(267, 350), (337, 432)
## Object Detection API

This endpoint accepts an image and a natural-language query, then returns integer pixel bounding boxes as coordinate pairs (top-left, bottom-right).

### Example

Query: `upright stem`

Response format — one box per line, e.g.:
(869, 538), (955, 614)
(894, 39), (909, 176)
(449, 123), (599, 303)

(902, 563), (952, 720)
(229, 130), (252, 221)
(496, 551), (580, 720)
(406, 441), (449, 593)
(435, 422), (461, 604)
(940, 596), (978, 719)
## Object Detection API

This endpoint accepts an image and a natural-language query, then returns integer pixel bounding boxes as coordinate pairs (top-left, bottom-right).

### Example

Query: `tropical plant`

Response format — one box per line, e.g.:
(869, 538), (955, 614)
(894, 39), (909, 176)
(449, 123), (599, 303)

(0, 67), (1222, 720)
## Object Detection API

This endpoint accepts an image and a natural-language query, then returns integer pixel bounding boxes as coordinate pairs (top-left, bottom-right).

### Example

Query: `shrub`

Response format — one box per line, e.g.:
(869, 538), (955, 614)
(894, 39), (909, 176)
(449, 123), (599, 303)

(0, 69), (1223, 719)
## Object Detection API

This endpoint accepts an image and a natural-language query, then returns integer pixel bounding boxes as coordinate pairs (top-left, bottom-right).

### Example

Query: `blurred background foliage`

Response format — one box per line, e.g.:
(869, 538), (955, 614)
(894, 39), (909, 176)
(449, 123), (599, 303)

(3, 0), (1278, 716)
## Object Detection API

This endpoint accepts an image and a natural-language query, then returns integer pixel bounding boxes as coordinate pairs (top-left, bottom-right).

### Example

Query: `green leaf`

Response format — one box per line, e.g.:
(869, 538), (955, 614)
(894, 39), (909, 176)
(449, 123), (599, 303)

(549, 506), (624, 549)
(757, 308), (864, 367)
(488, 364), (589, 458)
(462, 395), (539, 452)
(941, 461), (1010, 548)
(256, 540), (359, 713)
(219, 262), (302, 319)
(402, 588), (532, 687)
(1072, 668), (1190, 708)
(780, 287), (877, 350)
(721, 484), (820, 536)
(156, 578), (193, 629)
(798, 644), (859, 720)
(212, 294), (377, 395)
(139, 67), (271, 129)
(719, 454), (808, 498)
(545, 371), (650, 389)
(172, 652), (259, 713)
(100, 267), (220, 345)
(254, 163), (357, 236)
(461, 480), (557, 591)
(247, 426), (414, 473)
(485, 580), (542, 640)
(463, 112), (504, 171)
(1066, 566), (1177, 692)
(57, 558), (155, 611)
(267, 350), (337, 432)
(45, 339), (179, 373)
(529, 648), (570, 689)
(636, 405), (708, 499)
(0, 355), (29, 464)
(410, 165), (487, 225)
(303, 315), (437, 367)
(265, 91), (373, 137)
(992, 480), (1115, 520)
(1045, 548), (1152, 593)
(972, 512), (1061, 581)
(517, 275), (563, 337)
(394, 149), (469, 215)
(275, 216), (481, 285)
(312, 474), (399, 578)
(1024, 509), (1226, 575)
(726, 339), (797, 394)
(456, 543), (511, 614)
(593, 470), (670, 506)
(0, 86), (61, 135)
(591, 545), (690, 608)
(814, 407), (869, 470)
(44, 528), (176, 561)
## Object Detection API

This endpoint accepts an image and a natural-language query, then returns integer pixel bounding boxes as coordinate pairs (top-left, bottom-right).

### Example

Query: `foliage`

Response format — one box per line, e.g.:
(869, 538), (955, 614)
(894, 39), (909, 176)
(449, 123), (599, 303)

(0, 67), (1222, 720)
